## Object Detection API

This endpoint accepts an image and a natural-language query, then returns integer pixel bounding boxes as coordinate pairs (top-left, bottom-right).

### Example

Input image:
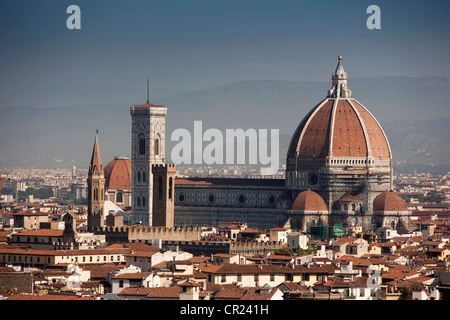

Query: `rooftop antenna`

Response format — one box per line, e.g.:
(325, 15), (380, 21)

(147, 78), (150, 103)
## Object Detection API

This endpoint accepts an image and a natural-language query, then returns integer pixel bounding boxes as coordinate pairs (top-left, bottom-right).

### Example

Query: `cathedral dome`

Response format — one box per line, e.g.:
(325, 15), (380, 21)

(291, 189), (328, 212)
(373, 191), (408, 212)
(287, 57), (391, 161)
(104, 156), (132, 190)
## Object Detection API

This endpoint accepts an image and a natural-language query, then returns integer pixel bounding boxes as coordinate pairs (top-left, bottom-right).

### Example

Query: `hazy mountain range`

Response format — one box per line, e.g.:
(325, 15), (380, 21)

(1, 76), (449, 174)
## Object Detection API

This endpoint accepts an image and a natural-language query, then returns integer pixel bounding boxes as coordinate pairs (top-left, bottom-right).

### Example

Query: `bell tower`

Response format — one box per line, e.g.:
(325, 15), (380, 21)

(87, 131), (105, 230)
(152, 164), (176, 227)
(130, 82), (167, 226)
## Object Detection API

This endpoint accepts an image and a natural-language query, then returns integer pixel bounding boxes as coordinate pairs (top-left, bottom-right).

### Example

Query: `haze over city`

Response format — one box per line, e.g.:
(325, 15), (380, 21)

(0, 0), (449, 171)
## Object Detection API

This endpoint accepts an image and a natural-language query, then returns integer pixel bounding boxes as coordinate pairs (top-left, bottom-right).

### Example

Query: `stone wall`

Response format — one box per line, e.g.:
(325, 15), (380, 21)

(93, 226), (200, 244)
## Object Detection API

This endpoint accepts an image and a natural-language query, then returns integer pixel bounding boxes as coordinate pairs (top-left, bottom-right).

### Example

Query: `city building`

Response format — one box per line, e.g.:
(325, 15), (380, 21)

(89, 56), (416, 237)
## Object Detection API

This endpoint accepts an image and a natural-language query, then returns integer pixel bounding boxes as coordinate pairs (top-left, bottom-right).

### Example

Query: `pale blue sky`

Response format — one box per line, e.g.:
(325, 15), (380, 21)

(1, 0), (449, 108)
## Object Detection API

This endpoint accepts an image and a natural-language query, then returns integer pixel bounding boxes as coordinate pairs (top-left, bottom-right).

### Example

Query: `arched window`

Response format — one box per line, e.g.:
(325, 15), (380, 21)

(169, 177), (173, 199)
(94, 188), (98, 201)
(138, 133), (146, 156)
(137, 170), (141, 182)
(116, 192), (123, 203)
(351, 203), (356, 211)
(142, 171), (146, 182)
(154, 138), (160, 156)
(142, 195), (146, 207)
(137, 196), (141, 207)
(344, 203), (348, 210)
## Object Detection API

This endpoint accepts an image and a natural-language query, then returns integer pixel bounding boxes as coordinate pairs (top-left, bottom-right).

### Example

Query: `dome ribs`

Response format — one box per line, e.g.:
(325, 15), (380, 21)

(104, 157), (132, 190)
(290, 98), (390, 161)
(298, 100), (333, 158)
(351, 100), (391, 159)
(331, 99), (367, 157)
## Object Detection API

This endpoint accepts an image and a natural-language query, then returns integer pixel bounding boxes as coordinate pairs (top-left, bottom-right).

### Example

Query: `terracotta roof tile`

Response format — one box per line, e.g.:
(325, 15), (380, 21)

(104, 157), (132, 190)
(112, 272), (152, 279)
(146, 286), (180, 298)
(212, 284), (247, 299)
(291, 189), (328, 211)
(373, 191), (408, 212)
(118, 287), (153, 296)
(14, 229), (63, 237)
(13, 210), (48, 216)
(287, 98), (391, 160)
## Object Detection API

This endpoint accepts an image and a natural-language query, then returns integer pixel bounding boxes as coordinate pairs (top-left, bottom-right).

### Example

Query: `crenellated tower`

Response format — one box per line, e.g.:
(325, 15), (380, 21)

(152, 164), (176, 227)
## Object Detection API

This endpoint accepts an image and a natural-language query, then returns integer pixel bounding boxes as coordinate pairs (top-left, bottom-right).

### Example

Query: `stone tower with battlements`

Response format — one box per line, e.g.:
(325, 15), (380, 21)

(152, 164), (176, 227)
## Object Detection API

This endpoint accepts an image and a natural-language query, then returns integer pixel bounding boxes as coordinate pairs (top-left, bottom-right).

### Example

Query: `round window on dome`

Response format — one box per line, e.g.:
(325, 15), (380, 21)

(208, 194), (215, 204)
(268, 196), (276, 205)
(307, 173), (319, 187)
(238, 195), (246, 205)
(178, 193), (185, 203)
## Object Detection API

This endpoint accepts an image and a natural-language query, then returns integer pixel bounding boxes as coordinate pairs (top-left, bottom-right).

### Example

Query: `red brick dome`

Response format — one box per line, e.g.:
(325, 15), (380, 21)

(291, 189), (328, 211)
(287, 98), (391, 160)
(287, 57), (391, 161)
(104, 156), (132, 190)
(373, 191), (408, 212)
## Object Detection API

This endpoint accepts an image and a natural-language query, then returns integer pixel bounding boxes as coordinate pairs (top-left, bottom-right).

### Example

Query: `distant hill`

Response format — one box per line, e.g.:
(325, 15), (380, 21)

(383, 117), (450, 174)
(0, 76), (449, 172)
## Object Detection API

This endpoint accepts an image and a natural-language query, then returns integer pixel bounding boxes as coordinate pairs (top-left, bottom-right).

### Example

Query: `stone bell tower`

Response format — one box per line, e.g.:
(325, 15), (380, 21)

(152, 164), (176, 227)
(130, 83), (167, 226)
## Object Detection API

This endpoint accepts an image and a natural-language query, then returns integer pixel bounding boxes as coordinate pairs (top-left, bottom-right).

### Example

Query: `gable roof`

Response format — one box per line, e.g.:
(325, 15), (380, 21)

(13, 210), (48, 216)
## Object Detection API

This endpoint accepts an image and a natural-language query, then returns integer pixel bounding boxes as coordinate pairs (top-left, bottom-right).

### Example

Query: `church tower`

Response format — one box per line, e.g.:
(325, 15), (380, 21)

(87, 131), (105, 230)
(152, 164), (176, 227)
(62, 213), (76, 243)
(130, 86), (167, 226)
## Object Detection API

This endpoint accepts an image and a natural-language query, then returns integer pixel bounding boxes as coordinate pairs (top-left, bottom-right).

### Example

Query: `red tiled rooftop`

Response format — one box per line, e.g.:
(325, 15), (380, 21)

(117, 287), (153, 296)
(133, 102), (165, 108)
(13, 210), (48, 216)
(14, 229), (64, 237)
(104, 157), (132, 190)
(287, 98), (391, 160)
(146, 286), (180, 298)
(290, 189), (328, 211)
(112, 272), (152, 279)
(373, 191), (408, 212)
